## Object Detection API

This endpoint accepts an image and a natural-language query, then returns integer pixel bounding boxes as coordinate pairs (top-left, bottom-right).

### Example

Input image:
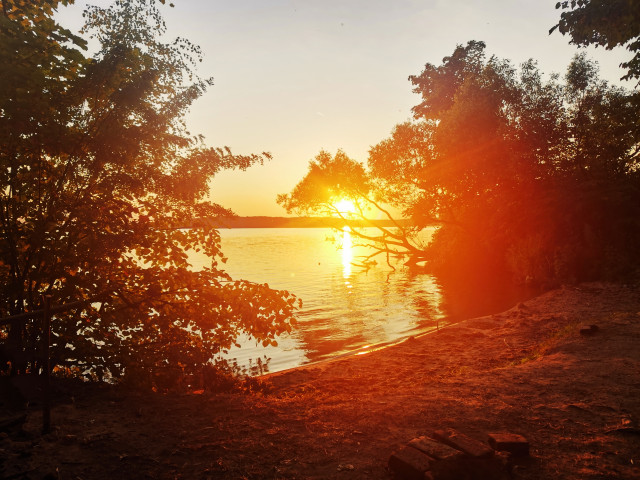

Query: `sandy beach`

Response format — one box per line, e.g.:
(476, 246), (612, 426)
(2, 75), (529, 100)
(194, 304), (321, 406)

(2, 282), (640, 479)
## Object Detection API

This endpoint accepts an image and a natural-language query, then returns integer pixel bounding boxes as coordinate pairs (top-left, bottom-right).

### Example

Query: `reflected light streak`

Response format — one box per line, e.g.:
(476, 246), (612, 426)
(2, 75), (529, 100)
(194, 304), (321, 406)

(342, 226), (353, 279)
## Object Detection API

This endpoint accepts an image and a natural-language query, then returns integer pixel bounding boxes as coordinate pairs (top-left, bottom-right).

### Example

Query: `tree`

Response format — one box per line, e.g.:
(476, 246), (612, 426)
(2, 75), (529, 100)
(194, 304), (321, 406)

(551, 0), (640, 83)
(280, 42), (640, 286)
(0, 0), (298, 388)
(277, 149), (430, 268)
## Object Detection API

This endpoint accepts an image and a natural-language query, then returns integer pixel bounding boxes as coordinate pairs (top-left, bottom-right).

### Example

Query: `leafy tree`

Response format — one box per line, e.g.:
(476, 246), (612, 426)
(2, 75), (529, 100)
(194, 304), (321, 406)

(277, 150), (430, 268)
(551, 0), (640, 83)
(0, 0), (298, 388)
(280, 42), (640, 286)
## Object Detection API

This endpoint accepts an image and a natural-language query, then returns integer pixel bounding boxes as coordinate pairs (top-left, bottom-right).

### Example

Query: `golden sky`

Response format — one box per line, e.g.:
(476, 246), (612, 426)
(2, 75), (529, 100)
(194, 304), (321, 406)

(57, 1), (633, 216)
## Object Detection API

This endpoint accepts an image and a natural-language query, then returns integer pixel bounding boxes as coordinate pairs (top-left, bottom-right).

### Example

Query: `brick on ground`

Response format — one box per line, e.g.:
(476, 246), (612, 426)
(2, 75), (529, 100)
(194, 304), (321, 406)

(433, 428), (494, 458)
(388, 445), (432, 480)
(580, 324), (599, 336)
(408, 436), (463, 461)
(487, 433), (530, 457)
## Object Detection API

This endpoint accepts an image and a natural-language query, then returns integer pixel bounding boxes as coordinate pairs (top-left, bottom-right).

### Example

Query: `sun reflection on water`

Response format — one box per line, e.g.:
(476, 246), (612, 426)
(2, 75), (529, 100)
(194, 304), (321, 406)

(341, 226), (353, 279)
(189, 227), (459, 374)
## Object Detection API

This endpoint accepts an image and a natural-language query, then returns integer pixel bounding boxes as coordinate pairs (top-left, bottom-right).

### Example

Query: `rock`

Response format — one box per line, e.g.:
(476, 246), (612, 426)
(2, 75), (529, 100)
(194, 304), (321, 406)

(487, 433), (529, 457)
(580, 324), (599, 336)
(60, 434), (78, 445)
(388, 445), (432, 480)
(433, 428), (494, 458)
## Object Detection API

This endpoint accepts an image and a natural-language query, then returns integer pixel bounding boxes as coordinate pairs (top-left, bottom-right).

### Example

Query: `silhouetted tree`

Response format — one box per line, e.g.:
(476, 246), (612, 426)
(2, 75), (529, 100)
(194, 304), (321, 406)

(551, 0), (640, 83)
(280, 42), (640, 286)
(277, 150), (430, 268)
(0, 0), (298, 387)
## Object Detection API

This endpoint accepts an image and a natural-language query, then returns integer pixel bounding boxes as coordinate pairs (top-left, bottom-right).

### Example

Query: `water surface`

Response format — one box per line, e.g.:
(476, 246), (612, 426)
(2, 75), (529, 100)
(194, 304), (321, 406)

(189, 228), (530, 374)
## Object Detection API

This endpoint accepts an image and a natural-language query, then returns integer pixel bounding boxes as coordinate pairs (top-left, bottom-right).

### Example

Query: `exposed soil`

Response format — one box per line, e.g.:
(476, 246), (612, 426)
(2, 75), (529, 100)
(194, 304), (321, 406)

(2, 282), (640, 479)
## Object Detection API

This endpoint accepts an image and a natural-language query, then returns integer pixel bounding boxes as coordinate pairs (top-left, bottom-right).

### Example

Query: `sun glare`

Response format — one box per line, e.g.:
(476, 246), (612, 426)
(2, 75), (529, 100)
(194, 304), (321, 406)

(333, 198), (357, 215)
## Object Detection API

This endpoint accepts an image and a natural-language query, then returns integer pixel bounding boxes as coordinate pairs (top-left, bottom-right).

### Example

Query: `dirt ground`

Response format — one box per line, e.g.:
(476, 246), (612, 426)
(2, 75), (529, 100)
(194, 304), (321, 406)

(2, 282), (640, 479)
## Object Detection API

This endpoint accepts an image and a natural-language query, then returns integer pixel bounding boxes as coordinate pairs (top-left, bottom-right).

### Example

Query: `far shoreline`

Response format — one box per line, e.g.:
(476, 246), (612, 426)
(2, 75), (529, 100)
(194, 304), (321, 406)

(203, 215), (413, 229)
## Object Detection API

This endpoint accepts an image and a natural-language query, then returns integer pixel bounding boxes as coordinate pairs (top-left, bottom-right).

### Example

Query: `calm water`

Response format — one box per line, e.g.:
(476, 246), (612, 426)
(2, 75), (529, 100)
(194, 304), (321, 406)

(189, 228), (531, 374)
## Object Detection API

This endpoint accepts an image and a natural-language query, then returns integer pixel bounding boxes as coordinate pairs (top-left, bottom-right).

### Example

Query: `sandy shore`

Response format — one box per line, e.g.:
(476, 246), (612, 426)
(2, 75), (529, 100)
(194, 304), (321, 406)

(2, 282), (640, 479)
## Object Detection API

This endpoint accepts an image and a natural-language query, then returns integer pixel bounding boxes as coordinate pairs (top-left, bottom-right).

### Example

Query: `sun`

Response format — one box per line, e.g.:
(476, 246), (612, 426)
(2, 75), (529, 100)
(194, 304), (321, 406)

(333, 198), (357, 215)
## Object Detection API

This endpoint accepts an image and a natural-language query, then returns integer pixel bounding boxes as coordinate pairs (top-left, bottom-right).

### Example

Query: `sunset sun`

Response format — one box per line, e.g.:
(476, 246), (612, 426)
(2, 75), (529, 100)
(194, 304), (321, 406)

(333, 198), (357, 215)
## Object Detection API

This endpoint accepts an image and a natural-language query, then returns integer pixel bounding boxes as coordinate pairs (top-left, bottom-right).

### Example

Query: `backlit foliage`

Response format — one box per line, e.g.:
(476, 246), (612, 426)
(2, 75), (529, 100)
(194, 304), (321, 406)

(281, 41), (640, 286)
(0, 0), (298, 387)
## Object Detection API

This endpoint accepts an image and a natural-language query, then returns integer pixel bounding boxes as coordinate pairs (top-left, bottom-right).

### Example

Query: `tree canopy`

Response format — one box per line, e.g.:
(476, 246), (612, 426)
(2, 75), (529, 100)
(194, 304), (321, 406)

(280, 41), (640, 287)
(0, 0), (298, 389)
(551, 0), (640, 83)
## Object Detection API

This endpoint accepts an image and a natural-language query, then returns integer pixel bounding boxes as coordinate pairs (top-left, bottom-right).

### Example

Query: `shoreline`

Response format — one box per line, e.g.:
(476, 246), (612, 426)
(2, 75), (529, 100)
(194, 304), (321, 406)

(261, 283), (538, 380)
(4, 282), (640, 479)
(259, 327), (438, 379)
(258, 281), (540, 378)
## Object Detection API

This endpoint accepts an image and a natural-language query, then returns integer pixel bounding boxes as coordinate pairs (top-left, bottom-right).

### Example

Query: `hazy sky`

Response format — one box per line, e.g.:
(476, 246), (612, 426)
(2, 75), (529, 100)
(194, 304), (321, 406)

(57, 1), (634, 216)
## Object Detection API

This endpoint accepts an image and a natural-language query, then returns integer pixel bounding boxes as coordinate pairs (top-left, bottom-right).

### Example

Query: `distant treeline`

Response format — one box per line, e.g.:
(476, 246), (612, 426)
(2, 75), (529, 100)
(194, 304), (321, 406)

(203, 216), (410, 229)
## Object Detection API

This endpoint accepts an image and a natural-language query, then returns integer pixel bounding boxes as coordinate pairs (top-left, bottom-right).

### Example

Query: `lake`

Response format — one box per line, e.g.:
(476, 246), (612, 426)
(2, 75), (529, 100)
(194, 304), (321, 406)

(189, 228), (532, 374)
